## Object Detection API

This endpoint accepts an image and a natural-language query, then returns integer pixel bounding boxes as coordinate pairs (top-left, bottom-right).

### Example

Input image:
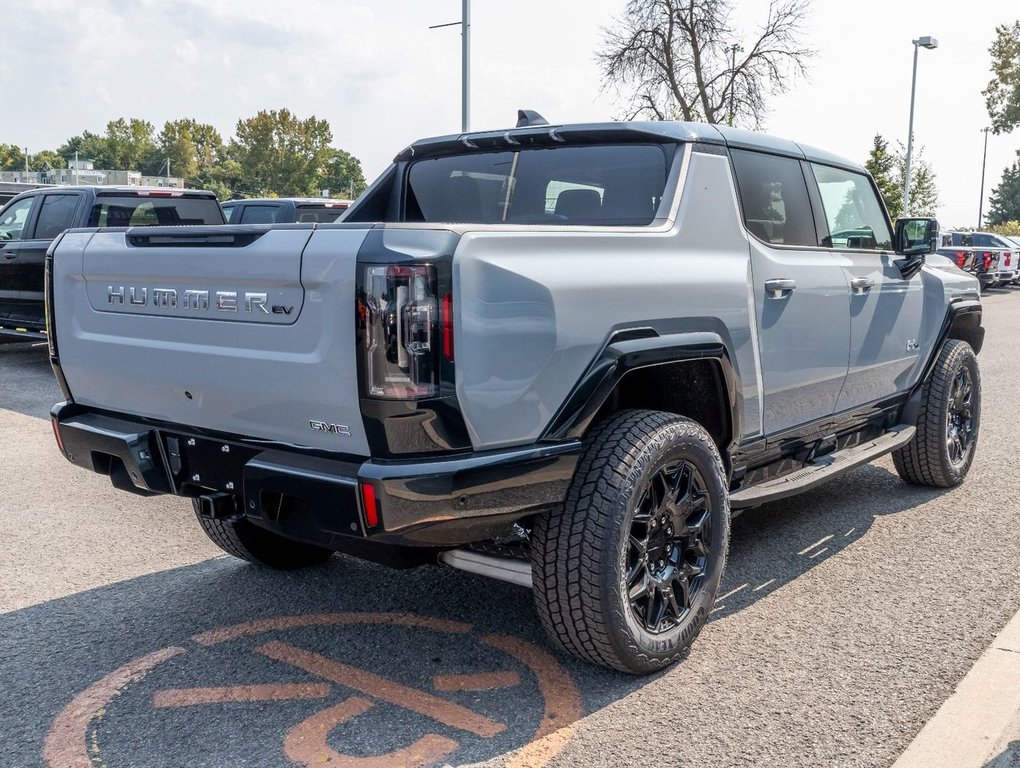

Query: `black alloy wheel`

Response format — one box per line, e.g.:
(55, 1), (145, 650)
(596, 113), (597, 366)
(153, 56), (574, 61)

(946, 364), (975, 467)
(626, 461), (712, 634)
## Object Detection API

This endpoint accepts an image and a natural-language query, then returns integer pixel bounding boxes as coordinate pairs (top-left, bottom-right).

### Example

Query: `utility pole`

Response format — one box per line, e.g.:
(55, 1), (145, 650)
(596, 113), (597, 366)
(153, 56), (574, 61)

(978, 127), (990, 228)
(429, 0), (471, 132)
(74, 151), (79, 185)
(24, 147), (29, 173)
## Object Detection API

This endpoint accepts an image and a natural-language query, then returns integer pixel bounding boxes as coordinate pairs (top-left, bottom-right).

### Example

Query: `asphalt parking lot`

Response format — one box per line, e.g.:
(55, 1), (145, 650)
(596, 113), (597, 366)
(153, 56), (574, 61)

(2, 290), (1020, 768)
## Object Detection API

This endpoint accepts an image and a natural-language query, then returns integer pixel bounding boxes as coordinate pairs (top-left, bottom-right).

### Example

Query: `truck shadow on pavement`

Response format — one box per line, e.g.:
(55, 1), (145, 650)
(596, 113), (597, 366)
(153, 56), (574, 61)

(0, 460), (947, 768)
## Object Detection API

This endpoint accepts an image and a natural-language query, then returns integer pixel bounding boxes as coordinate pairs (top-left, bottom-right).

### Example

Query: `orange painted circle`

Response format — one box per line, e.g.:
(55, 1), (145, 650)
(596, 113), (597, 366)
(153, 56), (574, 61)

(44, 612), (582, 768)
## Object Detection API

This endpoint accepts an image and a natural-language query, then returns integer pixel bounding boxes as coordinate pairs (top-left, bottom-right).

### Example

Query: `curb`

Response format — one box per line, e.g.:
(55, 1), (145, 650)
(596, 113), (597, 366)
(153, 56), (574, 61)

(894, 608), (1020, 768)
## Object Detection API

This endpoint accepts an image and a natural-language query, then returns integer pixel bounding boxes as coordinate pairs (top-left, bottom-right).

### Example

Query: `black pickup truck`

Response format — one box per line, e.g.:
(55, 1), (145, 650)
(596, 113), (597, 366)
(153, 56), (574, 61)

(221, 197), (350, 225)
(0, 186), (224, 340)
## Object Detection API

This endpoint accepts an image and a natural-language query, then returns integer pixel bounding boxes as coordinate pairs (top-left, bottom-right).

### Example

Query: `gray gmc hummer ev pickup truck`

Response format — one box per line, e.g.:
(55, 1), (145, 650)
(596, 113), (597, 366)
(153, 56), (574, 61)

(47, 117), (984, 674)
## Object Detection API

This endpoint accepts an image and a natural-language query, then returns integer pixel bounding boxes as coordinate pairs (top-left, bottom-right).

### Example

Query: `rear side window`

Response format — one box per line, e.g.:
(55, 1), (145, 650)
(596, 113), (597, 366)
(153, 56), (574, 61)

(88, 196), (223, 227)
(239, 205), (280, 224)
(730, 149), (817, 247)
(810, 164), (893, 250)
(295, 204), (347, 223)
(222, 205), (236, 222)
(34, 194), (80, 239)
(405, 144), (670, 225)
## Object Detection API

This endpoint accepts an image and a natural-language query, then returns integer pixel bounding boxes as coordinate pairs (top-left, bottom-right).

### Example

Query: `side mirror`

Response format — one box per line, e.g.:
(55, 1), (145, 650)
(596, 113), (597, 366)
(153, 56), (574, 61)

(894, 217), (938, 280)
(895, 217), (938, 256)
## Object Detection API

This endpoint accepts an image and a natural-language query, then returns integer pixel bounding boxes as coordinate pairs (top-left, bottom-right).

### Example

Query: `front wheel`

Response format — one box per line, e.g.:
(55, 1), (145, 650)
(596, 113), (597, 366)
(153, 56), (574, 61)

(531, 410), (730, 674)
(893, 339), (980, 487)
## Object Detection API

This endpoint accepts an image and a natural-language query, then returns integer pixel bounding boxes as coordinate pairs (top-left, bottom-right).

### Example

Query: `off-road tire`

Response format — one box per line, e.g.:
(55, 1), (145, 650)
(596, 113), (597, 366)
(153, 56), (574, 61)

(531, 410), (729, 674)
(893, 339), (980, 488)
(192, 500), (333, 569)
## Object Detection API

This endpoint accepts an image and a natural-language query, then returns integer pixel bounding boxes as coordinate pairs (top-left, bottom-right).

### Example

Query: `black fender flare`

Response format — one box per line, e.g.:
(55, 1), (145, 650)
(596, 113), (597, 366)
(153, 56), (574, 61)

(540, 327), (741, 451)
(900, 299), (983, 426)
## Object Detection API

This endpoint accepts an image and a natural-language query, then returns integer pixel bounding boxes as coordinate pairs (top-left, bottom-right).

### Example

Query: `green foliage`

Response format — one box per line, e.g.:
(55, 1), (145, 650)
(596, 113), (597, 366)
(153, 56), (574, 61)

(104, 118), (156, 172)
(56, 131), (107, 165)
(984, 21), (1020, 134)
(862, 136), (939, 219)
(319, 148), (367, 199)
(864, 134), (901, 218)
(0, 143), (27, 171)
(905, 152), (939, 219)
(989, 220), (1020, 236)
(8, 109), (367, 202)
(230, 109), (334, 198)
(987, 155), (1020, 226)
(151, 119), (227, 191)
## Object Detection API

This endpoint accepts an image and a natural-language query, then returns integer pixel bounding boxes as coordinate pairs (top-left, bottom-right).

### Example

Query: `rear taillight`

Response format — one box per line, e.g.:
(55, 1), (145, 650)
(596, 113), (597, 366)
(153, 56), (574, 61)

(442, 292), (454, 361)
(1006, 252), (1012, 267)
(984, 253), (994, 270)
(362, 264), (439, 399)
(955, 251), (967, 269)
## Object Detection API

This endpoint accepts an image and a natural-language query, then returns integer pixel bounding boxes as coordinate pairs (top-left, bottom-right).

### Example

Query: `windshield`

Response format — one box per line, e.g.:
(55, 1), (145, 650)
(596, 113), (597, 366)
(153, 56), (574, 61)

(88, 195), (224, 227)
(405, 144), (671, 226)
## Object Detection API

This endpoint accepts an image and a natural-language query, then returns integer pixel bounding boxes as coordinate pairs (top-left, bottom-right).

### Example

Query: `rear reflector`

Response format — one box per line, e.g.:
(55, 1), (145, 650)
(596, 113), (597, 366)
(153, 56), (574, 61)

(51, 417), (64, 454)
(360, 482), (379, 528)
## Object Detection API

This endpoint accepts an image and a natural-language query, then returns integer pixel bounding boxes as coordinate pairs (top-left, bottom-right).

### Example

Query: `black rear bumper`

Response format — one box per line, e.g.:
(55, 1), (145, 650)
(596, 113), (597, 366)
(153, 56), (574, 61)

(51, 403), (580, 549)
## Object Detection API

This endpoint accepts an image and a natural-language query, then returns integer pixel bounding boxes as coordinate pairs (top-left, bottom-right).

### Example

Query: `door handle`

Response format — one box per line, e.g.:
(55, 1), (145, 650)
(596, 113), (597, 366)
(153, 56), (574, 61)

(850, 277), (874, 295)
(2, 252), (16, 260)
(764, 278), (796, 299)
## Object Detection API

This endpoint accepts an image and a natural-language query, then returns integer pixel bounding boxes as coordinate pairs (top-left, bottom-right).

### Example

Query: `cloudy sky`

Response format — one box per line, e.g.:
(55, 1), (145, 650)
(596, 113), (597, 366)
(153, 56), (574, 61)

(1, 0), (1015, 226)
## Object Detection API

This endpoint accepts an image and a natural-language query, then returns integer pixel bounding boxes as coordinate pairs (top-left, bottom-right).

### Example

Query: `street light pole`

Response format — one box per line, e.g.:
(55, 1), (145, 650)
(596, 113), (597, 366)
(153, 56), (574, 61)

(429, 0), (471, 133)
(978, 127), (991, 228)
(902, 36), (938, 216)
(461, 0), (470, 133)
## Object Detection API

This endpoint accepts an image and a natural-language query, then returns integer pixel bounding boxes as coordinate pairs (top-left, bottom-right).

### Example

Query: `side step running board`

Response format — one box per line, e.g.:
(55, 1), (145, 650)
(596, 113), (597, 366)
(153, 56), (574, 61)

(729, 424), (916, 509)
(439, 549), (532, 588)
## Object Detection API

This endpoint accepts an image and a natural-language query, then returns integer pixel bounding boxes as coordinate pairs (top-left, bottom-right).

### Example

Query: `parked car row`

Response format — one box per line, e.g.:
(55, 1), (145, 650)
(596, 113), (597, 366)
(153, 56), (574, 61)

(938, 230), (1020, 290)
(0, 188), (352, 340)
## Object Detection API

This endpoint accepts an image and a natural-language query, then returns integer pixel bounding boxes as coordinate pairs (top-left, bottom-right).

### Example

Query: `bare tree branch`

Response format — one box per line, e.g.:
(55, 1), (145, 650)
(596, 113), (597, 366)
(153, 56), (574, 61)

(597, 0), (815, 127)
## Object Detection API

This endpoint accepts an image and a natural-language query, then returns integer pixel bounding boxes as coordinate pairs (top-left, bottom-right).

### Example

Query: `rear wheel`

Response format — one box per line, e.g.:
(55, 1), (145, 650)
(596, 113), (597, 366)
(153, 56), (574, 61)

(531, 410), (729, 674)
(192, 500), (334, 569)
(893, 339), (980, 487)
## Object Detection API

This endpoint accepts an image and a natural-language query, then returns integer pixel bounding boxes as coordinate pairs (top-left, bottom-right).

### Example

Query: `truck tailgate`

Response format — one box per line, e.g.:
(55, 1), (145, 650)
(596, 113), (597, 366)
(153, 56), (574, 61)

(52, 226), (372, 456)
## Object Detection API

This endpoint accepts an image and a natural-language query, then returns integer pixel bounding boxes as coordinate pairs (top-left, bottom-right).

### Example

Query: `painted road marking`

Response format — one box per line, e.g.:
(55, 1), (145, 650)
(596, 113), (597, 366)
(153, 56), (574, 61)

(152, 682), (333, 708)
(432, 670), (521, 692)
(256, 640), (507, 739)
(44, 612), (583, 768)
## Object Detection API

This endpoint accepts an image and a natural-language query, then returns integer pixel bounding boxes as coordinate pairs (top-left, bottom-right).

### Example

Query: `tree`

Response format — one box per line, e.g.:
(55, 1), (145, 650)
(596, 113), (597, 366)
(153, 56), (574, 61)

(987, 155), (1020, 226)
(104, 118), (156, 172)
(984, 21), (1020, 134)
(598, 0), (813, 126)
(860, 137), (939, 219)
(0, 144), (27, 171)
(151, 119), (227, 189)
(57, 131), (108, 166)
(864, 134), (901, 218)
(230, 109), (334, 197)
(896, 143), (939, 218)
(319, 148), (367, 199)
